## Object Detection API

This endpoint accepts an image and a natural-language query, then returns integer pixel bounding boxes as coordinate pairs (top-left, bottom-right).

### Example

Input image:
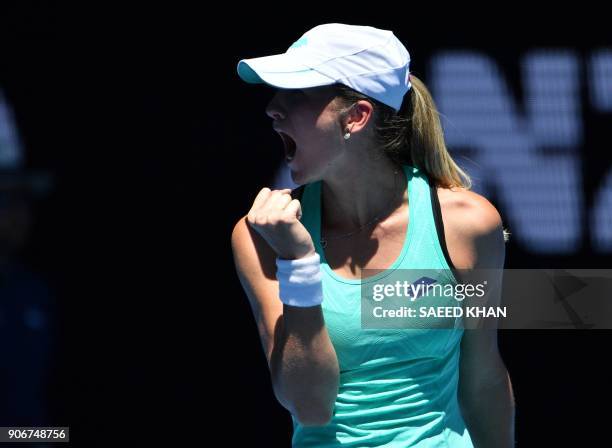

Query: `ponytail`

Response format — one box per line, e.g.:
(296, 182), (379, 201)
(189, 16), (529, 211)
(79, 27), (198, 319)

(406, 75), (472, 190)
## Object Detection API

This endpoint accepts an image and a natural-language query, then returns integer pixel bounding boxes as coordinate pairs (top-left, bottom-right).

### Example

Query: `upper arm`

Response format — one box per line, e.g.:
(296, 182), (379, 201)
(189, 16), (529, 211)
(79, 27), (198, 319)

(454, 194), (509, 397)
(231, 215), (283, 369)
(230, 186), (306, 369)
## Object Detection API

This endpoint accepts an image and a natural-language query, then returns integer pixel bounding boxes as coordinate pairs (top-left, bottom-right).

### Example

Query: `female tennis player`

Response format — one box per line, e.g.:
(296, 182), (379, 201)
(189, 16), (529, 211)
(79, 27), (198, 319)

(231, 24), (515, 447)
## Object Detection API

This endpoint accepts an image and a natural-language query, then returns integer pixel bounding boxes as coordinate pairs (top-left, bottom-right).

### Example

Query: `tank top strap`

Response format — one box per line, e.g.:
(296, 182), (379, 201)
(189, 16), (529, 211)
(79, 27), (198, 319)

(400, 165), (458, 284)
(397, 164), (436, 265)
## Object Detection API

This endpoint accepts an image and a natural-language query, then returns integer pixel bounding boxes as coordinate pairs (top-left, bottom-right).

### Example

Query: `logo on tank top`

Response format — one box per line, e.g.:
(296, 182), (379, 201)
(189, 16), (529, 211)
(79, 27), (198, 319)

(406, 276), (438, 300)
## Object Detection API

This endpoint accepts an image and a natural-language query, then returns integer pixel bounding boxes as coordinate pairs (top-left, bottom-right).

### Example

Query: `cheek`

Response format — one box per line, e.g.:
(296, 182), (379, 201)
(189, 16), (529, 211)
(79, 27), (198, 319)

(302, 131), (343, 163)
(307, 118), (343, 152)
(294, 110), (344, 162)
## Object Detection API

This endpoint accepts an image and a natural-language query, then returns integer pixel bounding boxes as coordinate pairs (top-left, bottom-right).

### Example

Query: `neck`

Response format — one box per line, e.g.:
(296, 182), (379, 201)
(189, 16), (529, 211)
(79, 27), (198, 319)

(321, 157), (406, 234)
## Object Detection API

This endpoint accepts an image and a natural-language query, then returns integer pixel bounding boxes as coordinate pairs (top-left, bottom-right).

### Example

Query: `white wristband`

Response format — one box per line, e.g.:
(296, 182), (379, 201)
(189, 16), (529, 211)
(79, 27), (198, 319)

(276, 253), (323, 307)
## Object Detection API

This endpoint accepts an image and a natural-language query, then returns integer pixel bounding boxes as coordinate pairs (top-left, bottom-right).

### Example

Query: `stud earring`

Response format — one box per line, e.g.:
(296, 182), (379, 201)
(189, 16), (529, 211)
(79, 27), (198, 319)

(344, 126), (353, 140)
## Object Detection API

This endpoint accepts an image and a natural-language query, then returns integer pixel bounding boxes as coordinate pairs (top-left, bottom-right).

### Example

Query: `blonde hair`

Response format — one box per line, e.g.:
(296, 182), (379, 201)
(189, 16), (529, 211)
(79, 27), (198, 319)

(333, 75), (511, 242)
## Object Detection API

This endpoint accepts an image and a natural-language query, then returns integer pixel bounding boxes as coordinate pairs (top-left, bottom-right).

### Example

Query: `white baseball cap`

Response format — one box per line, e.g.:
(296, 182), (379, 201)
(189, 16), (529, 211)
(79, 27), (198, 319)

(237, 23), (412, 112)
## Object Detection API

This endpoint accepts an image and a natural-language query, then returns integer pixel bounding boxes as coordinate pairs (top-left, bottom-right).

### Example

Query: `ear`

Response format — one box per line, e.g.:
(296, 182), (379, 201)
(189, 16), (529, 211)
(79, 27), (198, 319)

(343, 100), (374, 135)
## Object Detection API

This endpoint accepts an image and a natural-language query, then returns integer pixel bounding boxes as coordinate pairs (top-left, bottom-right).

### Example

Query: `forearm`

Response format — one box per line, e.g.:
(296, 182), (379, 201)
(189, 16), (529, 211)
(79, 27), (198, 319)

(459, 371), (516, 448)
(270, 304), (340, 426)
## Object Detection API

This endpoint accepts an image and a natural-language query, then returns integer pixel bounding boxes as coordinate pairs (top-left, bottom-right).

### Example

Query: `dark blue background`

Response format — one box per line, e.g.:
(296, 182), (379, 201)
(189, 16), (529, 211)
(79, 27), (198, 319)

(1, 4), (610, 446)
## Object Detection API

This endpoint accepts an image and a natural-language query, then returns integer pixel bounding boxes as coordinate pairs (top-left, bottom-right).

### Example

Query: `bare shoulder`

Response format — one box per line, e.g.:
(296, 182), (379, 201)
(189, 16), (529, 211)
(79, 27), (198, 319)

(435, 186), (505, 270)
(436, 186), (503, 234)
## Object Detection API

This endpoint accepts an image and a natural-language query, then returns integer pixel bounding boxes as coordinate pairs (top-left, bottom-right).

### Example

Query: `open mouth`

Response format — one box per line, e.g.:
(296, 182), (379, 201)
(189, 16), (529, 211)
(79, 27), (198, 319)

(278, 131), (297, 162)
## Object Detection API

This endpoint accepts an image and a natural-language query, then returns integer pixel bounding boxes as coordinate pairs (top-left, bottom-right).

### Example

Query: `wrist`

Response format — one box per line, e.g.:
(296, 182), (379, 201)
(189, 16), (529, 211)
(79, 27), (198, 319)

(276, 252), (323, 307)
(277, 246), (316, 261)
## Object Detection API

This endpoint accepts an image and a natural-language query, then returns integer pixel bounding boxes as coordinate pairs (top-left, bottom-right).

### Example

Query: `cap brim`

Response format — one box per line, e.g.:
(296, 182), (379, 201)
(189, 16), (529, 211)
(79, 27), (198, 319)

(237, 52), (335, 89)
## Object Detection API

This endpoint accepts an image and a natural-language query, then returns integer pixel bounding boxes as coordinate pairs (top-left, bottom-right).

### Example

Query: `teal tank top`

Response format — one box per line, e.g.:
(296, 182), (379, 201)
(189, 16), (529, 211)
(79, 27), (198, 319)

(292, 164), (474, 447)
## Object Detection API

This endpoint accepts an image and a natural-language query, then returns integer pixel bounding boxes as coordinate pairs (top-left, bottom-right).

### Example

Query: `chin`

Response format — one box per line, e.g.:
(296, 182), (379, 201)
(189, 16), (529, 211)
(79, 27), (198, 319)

(288, 166), (306, 185)
(288, 158), (329, 186)
(287, 164), (313, 186)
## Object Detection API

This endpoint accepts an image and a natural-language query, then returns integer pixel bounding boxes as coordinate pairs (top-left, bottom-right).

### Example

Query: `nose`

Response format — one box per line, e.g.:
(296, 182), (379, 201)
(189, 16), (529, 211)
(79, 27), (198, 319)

(265, 92), (286, 120)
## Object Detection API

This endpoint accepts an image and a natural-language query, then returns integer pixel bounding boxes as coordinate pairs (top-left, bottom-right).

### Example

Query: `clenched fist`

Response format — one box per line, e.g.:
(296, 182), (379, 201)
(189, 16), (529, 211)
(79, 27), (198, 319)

(247, 187), (316, 260)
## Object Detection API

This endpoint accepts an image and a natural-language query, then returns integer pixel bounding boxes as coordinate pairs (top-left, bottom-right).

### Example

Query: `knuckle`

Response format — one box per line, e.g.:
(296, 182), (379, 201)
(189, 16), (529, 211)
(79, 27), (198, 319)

(255, 216), (269, 226)
(267, 216), (280, 226)
(256, 188), (271, 200)
(247, 213), (267, 226)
